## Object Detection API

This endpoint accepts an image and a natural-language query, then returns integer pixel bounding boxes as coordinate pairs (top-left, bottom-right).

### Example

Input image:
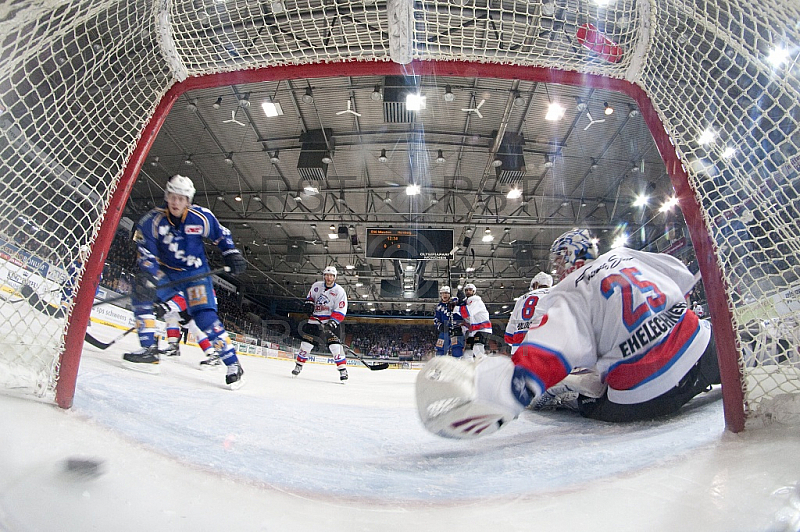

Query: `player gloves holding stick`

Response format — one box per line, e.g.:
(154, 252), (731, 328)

(123, 175), (247, 389)
(433, 285), (464, 358)
(291, 266), (350, 382)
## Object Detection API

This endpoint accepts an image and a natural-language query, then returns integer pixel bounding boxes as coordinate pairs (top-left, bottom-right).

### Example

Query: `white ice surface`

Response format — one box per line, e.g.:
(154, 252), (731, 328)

(1, 322), (800, 531)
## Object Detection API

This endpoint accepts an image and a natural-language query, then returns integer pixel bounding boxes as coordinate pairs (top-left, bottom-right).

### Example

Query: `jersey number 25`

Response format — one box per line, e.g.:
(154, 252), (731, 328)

(600, 267), (666, 331)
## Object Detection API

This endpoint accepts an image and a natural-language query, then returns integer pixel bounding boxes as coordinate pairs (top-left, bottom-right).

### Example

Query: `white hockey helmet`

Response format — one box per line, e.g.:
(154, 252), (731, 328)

(322, 266), (338, 278)
(464, 283), (477, 293)
(165, 174), (196, 203)
(549, 228), (598, 281)
(439, 285), (451, 295)
(530, 272), (553, 290)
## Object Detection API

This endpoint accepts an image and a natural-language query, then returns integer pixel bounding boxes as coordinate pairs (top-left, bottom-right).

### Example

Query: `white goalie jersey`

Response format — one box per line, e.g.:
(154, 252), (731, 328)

(514, 248), (710, 405)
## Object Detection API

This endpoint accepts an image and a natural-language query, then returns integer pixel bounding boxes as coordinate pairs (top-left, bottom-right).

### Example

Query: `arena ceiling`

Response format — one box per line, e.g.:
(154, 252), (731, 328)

(128, 73), (682, 315)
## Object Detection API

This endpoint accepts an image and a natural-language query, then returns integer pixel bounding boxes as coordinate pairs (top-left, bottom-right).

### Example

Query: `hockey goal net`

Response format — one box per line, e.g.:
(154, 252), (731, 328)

(0, 0), (798, 431)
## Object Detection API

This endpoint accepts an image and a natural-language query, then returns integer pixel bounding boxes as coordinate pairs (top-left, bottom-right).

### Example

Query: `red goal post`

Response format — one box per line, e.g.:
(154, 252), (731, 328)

(0, 0), (797, 433)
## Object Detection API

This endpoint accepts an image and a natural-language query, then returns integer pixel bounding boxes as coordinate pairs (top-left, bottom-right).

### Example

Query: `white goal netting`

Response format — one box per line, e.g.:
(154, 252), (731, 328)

(0, 0), (798, 429)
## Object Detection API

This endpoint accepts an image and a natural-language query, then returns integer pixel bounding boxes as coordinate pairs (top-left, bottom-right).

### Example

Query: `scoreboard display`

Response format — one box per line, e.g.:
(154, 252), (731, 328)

(365, 228), (454, 260)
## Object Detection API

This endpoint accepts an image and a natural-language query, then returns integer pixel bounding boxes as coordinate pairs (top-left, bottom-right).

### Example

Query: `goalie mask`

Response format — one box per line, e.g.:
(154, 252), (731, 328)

(550, 229), (598, 281)
(530, 272), (553, 290)
(165, 174), (196, 203)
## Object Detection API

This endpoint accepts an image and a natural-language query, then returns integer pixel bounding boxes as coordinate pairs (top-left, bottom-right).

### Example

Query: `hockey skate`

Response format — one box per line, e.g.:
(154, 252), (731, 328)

(291, 363), (303, 376)
(225, 363), (245, 390)
(533, 369), (606, 412)
(338, 367), (348, 382)
(532, 385), (581, 412)
(160, 342), (180, 357)
(199, 353), (222, 368)
(122, 345), (160, 374)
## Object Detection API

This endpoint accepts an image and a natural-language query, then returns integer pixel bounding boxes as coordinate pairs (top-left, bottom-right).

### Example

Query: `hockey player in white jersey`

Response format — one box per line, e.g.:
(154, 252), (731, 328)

(452, 283), (492, 359)
(292, 266), (350, 381)
(504, 272), (553, 355)
(417, 229), (720, 438)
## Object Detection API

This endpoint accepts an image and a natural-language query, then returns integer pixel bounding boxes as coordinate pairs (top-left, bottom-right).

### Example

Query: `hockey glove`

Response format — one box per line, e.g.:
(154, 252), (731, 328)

(323, 320), (340, 336)
(133, 271), (162, 303)
(153, 301), (171, 319)
(178, 309), (192, 326)
(303, 300), (315, 317)
(222, 249), (247, 276)
(416, 356), (532, 439)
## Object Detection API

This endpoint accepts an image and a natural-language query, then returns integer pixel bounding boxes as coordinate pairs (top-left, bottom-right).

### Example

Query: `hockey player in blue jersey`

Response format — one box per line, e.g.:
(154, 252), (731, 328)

(123, 174), (247, 389)
(433, 285), (464, 358)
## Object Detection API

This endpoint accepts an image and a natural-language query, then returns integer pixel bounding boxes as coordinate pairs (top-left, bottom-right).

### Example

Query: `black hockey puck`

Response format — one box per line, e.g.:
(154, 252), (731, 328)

(64, 457), (105, 477)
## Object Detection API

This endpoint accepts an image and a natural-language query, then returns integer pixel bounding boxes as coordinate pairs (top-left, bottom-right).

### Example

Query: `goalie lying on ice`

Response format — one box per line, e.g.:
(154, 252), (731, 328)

(416, 228), (721, 439)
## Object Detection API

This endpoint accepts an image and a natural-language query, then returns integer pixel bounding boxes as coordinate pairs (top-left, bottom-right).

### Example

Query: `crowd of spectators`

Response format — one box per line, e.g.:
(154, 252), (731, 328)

(347, 323), (436, 361)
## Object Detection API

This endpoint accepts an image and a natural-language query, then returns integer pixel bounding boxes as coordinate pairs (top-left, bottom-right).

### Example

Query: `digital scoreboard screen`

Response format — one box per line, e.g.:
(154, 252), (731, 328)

(365, 228), (454, 260)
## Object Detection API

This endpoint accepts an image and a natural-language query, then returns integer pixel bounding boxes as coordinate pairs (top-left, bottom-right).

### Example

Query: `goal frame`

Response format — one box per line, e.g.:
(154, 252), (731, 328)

(60, 60), (745, 432)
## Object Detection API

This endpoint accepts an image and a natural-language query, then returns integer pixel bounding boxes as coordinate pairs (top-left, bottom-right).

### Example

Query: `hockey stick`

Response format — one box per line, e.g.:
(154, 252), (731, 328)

(92, 267), (230, 307)
(341, 343), (390, 371)
(85, 326), (136, 350)
(324, 329), (389, 370)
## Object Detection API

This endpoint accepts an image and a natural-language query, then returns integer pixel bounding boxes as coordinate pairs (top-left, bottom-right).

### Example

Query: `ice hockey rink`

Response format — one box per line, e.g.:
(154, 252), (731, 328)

(1, 321), (799, 532)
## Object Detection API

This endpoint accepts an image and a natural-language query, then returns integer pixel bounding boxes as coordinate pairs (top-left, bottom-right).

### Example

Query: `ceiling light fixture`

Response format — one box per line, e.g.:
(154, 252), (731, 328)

(224, 153), (234, 166)
(378, 149), (388, 163)
(321, 152), (333, 164)
(371, 85), (382, 101)
(604, 101), (614, 115)
(444, 85), (455, 102)
(513, 91), (525, 107)
(239, 93), (251, 108)
(544, 154), (554, 168)
(187, 99), (198, 112)
(406, 93), (426, 111)
(213, 96), (222, 109)
(302, 87), (314, 103)
(262, 97), (283, 117)
(436, 149), (445, 163)
(270, 150), (280, 164)
(545, 102), (566, 121)
(406, 183), (421, 196)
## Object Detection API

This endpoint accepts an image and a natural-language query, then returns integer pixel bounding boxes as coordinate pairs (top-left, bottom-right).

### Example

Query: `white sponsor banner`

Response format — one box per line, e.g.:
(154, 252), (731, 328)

(211, 274), (236, 293)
